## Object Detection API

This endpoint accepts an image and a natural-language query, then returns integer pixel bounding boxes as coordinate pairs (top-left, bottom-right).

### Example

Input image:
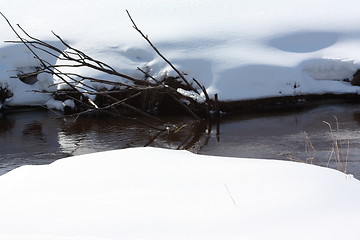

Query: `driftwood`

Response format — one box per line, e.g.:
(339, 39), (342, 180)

(1, 11), (216, 132)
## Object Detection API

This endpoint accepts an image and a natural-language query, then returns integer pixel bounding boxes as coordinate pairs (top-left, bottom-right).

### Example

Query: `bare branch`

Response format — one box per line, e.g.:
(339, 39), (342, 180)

(126, 10), (199, 94)
(1, 11), (212, 133)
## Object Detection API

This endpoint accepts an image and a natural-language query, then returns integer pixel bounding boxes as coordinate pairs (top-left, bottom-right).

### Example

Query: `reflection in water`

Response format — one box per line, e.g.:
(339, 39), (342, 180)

(0, 109), (63, 175)
(57, 116), (210, 155)
(0, 116), (14, 133)
(23, 122), (46, 143)
(200, 102), (360, 178)
(353, 112), (360, 126)
(0, 101), (360, 178)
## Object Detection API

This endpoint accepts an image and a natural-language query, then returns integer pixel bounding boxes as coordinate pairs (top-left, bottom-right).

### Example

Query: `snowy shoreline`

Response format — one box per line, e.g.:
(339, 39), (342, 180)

(1, 1), (360, 238)
(2, 0), (360, 110)
(217, 92), (360, 114)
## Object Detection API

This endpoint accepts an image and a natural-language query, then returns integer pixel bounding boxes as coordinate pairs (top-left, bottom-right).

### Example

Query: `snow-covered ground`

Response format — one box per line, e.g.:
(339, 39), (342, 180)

(0, 147), (359, 240)
(1, 0), (360, 108)
(1, 2), (360, 239)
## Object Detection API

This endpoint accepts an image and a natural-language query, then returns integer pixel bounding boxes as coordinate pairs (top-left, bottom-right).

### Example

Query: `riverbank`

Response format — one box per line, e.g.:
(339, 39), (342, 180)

(2, 92), (360, 116)
(2, 0), (360, 110)
(1, 1), (360, 239)
(219, 92), (360, 114)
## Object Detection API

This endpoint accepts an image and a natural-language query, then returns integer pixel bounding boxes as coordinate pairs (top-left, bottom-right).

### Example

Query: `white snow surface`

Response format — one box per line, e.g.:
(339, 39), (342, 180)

(0, 147), (359, 240)
(2, 2), (360, 238)
(1, 0), (360, 107)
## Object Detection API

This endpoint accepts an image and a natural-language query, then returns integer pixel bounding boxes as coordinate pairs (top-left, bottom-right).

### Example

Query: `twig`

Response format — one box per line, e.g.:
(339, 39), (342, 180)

(225, 184), (238, 207)
(192, 77), (211, 115)
(0, 13), (92, 105)
(137, 67), (162, 85)
(167, 91), (201, 120)
(126, 10), (199, 94)
(143, 130), (164, 147)
(1, 11), (213, 135)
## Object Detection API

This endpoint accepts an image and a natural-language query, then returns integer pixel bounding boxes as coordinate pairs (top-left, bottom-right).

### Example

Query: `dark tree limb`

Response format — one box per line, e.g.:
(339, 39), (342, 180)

(1, 10), (216, 135)
(126, 10), (199, 95)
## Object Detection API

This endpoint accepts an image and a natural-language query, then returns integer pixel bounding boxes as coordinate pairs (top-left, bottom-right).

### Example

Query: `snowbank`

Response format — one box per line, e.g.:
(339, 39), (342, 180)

(0, 147), (359, 240)
(1, 0), (360, 108)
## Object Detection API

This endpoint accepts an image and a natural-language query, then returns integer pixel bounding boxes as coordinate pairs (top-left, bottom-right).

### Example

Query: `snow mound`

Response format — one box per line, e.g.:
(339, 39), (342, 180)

(0, 147), (359, 240)
(1, 0), (360, 107)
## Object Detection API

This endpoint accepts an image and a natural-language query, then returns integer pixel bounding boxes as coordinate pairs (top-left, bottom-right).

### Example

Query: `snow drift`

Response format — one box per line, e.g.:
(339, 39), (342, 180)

(0, 147), (359, 240)
(1, 0), (360, 109)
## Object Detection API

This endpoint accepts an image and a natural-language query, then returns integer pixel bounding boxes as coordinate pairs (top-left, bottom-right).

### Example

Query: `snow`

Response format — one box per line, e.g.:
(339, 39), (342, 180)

(0, 147), (359, 240)
(1, 0), (360, 108)
(1, 3), (360, 238)
(177, 88), (206, 103)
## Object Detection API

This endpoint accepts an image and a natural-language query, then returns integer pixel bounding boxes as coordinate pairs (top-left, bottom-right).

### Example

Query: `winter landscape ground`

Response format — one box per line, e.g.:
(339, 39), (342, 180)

(2, 0), (360, 107)
(1, 0), (360, 239)
(0, 147), (359, 240)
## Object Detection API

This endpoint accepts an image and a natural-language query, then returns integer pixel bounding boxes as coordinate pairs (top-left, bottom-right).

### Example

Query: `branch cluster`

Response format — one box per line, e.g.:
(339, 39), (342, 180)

(0, 11), (215, 131)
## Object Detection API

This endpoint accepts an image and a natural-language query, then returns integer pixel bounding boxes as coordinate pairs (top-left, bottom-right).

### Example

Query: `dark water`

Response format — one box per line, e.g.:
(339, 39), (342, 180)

(1, 101), (360, 178)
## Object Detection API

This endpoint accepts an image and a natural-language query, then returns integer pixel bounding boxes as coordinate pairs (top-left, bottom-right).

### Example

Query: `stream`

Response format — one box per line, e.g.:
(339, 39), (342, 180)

(1, 100), (360, 178)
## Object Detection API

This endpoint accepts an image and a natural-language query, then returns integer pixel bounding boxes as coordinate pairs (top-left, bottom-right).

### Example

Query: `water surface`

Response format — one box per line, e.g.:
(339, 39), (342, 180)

(1, 101), (359, 178)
